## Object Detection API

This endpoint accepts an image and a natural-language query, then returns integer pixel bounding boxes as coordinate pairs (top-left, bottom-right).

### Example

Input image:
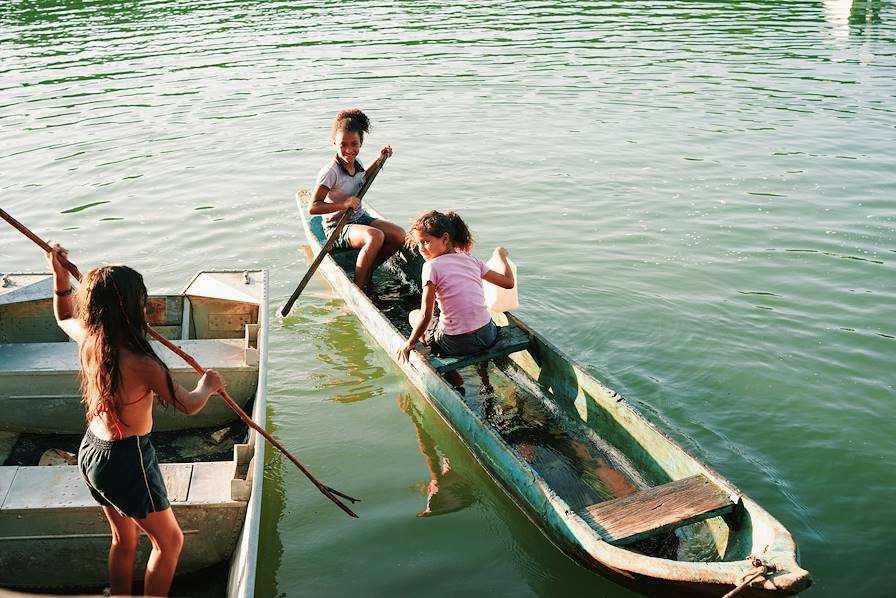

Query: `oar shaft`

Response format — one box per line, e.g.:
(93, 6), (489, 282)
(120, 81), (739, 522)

(0, 209), (82, 280)
(1, 208), (359, 517)
(280, 207), (353, 316)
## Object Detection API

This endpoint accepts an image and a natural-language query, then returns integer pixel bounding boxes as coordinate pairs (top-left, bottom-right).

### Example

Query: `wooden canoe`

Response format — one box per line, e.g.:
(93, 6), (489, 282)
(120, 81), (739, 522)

(296, 194), (812, 597)
(0, 270), (267, 597)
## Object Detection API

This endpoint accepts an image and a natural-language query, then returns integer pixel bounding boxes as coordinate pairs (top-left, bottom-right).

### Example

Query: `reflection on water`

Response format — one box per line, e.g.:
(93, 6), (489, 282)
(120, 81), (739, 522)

(286, 303), (387, 403)
(254, 423), (286, 598)
(399, 394), (475, 518)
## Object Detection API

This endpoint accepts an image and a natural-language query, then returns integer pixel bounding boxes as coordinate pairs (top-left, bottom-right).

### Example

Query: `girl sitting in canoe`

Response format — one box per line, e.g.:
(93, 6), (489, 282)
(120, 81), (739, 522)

(309, 108), (404, 290)
(45, 243), (225, 597)
(397, 210), (515, 391)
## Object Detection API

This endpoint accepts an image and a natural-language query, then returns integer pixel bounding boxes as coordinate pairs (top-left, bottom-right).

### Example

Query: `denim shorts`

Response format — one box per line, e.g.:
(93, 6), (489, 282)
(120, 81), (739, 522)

(425, 318), (498, 357)
(78, 429), (170, 519)
(324, 210), (376, 250)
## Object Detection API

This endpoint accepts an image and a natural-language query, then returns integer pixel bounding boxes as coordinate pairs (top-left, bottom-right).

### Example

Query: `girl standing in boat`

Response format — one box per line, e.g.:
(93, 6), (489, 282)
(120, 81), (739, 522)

(397, 210), (515, 391)
(309, 108), (404, 290)
(45, 243), (224, 597)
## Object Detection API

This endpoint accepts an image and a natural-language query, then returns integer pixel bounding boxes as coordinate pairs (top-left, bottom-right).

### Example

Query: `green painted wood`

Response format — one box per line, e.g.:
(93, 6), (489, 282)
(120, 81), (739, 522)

(582, 475), (735, 546)
(429, 322), (530, 373)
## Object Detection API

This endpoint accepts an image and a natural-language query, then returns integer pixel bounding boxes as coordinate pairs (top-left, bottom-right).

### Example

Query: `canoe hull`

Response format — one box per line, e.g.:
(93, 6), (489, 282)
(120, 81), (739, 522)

(296, 196), (810, 597)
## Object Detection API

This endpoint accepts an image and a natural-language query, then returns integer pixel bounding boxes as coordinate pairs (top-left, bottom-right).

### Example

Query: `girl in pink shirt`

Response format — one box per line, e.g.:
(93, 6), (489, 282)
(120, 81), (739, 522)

(397, 211), (515, 391)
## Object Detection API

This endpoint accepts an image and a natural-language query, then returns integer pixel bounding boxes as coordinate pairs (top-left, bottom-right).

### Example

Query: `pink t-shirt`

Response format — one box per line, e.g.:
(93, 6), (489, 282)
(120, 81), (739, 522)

(422, 253), (492, 335)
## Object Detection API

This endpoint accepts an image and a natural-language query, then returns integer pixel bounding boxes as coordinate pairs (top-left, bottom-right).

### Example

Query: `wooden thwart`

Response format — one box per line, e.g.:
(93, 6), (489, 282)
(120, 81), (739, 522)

(428, 322), (530, 373)
(582, 474), (737, 546)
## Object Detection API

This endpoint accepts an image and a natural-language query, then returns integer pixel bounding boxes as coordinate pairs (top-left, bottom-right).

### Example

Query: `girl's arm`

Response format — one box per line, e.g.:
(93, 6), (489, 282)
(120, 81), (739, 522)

(145, 361), (225, 416)
(308, 184), (360, 215)
(397, 282), (436, 362)
(44, 243), (85, 343)
(364, 145), (393, 182)
(482, 246), (515, 289)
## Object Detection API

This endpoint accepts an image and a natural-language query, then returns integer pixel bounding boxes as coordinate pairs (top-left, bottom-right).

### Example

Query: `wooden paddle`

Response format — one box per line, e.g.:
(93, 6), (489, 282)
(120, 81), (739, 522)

(0, 207), (360, 518)
(280, 154), (388, 316)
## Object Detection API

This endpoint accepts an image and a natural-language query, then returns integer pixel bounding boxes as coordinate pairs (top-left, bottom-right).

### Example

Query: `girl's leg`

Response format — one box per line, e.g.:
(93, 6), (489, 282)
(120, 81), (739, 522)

(408, 309), (422, 329)
(102, 506), (139, 595)
(135, 508), (184, 597)
(347, 224), (385, 289)
(367, 219), (406, 270)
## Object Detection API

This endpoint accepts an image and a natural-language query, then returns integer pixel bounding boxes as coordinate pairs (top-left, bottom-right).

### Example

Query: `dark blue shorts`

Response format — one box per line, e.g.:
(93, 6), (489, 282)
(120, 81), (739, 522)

(324, 210), (376, 250)
(78, 429), (171, 519)
(425, 318), (498, 357)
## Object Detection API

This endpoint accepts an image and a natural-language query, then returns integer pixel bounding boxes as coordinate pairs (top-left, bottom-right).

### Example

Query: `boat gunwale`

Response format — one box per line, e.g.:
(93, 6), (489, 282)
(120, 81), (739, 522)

(225, 269), (268, 598)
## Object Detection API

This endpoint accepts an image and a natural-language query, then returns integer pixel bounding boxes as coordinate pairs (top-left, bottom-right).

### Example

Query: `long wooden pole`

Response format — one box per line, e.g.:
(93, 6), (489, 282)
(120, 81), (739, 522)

(280, 155), (388, 316)
(0, 207), (360, 517)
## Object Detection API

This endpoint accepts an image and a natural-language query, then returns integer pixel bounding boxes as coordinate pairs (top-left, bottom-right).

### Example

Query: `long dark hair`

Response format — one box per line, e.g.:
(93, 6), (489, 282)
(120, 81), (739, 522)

(76, 266), (179, 426)
(332, 108), (371, 142)
(406, 210), (474, 253)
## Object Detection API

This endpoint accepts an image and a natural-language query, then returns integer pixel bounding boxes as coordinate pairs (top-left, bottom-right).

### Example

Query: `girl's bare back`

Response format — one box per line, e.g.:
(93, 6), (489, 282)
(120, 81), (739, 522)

(87, 350), (163, 440)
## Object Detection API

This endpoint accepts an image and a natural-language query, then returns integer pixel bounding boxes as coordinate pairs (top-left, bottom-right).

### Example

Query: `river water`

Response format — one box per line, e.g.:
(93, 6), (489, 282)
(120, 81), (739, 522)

(1, 1), (893, 596)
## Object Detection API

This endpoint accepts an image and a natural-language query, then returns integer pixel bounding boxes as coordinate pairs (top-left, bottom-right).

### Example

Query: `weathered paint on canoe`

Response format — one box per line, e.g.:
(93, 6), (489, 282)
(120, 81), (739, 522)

(0, 271), (267, 596)
(296, 193), (811, 597)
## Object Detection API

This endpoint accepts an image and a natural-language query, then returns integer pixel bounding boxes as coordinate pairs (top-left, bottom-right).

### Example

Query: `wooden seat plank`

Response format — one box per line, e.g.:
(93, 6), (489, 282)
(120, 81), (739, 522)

(582, 474), (736, 546)
(429, 323), (530, 373)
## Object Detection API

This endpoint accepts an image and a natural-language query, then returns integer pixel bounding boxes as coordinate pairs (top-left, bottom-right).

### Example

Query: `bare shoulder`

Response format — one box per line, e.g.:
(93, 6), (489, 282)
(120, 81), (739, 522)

(120, 350), (165, 377)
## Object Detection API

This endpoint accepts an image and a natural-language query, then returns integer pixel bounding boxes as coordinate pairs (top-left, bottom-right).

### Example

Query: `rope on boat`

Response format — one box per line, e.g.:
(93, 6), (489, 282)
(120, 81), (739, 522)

(722, 556), (778, 598)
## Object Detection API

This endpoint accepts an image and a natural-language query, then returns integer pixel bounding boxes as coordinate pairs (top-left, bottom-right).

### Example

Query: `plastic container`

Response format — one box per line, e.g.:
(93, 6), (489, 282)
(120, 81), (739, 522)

(483, 256), (518, 312)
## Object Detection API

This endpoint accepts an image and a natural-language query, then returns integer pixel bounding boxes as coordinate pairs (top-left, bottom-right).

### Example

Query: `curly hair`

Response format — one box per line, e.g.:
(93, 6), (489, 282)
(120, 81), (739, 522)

(332, 108), (371, 142)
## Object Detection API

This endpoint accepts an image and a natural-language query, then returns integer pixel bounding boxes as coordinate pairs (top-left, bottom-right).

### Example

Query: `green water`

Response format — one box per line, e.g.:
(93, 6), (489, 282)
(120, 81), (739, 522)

(1, 1), (894, 596)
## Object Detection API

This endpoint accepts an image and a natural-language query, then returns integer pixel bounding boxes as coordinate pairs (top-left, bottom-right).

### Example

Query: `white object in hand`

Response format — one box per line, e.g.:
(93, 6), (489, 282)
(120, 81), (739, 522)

(484, 256), (518, 312)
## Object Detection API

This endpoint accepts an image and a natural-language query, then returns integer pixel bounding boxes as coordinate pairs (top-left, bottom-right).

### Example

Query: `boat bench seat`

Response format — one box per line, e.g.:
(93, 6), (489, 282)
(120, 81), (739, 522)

(0, 338), (253, 375)
(428, 322), (530, 373)
(0, 461), (237, 511)
(581, 474), (737, 546)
